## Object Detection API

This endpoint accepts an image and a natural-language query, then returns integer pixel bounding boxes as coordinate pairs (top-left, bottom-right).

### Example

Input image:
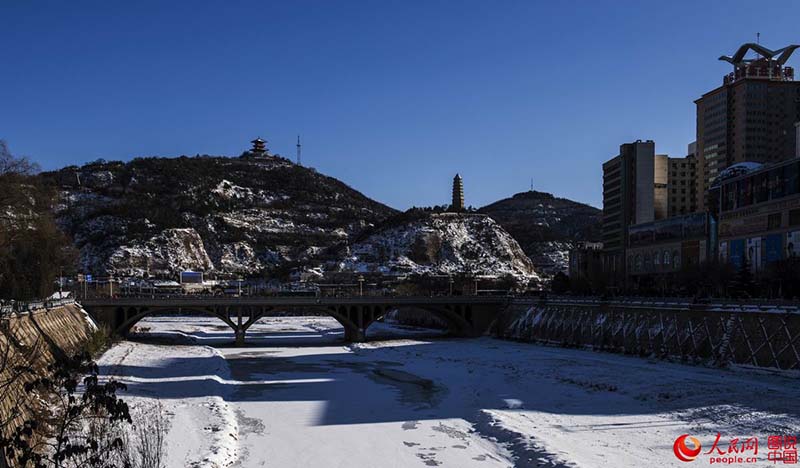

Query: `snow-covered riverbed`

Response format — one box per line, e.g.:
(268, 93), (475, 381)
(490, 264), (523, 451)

(97, 316), (800, 467)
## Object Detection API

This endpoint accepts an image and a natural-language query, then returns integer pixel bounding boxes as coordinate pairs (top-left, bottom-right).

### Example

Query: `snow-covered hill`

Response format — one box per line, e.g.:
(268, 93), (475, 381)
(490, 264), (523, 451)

(39, 157), (595, 284)
(338, 212), (540, 284)
(43, 155), (396, 277)
(479, 190), (601, 277)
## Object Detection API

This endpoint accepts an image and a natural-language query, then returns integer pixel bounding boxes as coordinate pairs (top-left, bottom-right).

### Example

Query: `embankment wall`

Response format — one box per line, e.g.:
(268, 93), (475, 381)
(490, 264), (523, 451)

(0, 301), (97, 440)
(494, 299), (800, 371)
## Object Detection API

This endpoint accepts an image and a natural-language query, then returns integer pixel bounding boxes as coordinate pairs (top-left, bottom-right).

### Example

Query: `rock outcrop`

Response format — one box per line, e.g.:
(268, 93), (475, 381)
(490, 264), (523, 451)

(338, 212), (539, 283)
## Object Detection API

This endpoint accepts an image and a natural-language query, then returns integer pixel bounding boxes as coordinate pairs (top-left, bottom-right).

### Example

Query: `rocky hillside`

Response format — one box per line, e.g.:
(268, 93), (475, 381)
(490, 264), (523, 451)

(479, 190), (601, 276)
(36, 155), (596, 284)
(41, 155), (396, 277)
(337, 211), (540, 284)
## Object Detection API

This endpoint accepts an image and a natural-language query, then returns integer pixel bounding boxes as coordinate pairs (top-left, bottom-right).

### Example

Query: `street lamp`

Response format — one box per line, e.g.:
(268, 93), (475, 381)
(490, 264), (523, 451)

(358, 275), (364, 297)
(237, 277), (243, 297)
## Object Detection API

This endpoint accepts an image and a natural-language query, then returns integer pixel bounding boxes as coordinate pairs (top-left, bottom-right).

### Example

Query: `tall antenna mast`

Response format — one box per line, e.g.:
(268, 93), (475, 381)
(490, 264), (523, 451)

(530, 178), (534, 191)
(296, 135), (302, 166)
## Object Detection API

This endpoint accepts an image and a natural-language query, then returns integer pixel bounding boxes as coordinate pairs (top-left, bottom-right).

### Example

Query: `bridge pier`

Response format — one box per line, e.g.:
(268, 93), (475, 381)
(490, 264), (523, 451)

(234, 327), (246, 346)
(344, 326), (365, 342)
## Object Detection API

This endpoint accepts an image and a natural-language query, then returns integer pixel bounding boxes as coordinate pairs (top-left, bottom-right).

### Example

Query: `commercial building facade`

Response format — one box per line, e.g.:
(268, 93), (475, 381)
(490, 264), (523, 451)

(710, 157), (800, 271)
(695, 43), (800, 211)
(625, 213), (709, 286)
(601, 140), (656, 284)
(568, 241), (603, 280)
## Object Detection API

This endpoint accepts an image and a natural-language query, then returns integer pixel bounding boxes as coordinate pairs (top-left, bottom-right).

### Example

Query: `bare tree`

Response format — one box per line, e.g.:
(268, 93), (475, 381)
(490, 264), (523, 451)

(0, 141), (39, 177)
(119, 403), (167, 468)
(1, 351), (132, 468)
(0, 141), (77, 300)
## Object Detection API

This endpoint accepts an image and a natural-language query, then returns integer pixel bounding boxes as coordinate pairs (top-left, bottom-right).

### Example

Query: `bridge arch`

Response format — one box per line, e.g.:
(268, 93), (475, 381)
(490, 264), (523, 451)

(114, 306), (240, 337)
(385, 304), (473, 334)
(114, 304), (475, 343)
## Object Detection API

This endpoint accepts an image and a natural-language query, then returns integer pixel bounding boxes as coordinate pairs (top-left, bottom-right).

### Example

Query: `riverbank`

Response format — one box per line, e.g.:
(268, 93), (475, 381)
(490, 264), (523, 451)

(98, 316), (800, 467)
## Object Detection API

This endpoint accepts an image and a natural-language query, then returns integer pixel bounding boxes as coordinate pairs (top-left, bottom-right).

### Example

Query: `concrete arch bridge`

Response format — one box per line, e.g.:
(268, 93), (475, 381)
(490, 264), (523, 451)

(80, 296), (511, 345)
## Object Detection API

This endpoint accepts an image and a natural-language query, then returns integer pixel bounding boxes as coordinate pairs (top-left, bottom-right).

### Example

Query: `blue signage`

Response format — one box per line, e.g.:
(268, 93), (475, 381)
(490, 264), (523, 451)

(765, 234), (784, 264)
(729, 239), (745, 269)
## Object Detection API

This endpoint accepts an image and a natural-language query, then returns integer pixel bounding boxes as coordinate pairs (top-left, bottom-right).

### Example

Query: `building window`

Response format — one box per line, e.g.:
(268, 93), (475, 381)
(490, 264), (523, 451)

(768, 213), (782, 230)
(635, 254), (642, 272)
(788, 163), (800, 195)
(753, 173), (769, 203)
(663, 250), (670, 265)
(673, 251), (681, 270)
(790, 209), (800, 227)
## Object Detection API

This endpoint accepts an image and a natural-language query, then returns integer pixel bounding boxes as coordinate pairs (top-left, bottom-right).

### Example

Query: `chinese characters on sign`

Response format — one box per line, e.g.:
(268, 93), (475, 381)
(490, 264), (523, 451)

(673, 433), (798, 464)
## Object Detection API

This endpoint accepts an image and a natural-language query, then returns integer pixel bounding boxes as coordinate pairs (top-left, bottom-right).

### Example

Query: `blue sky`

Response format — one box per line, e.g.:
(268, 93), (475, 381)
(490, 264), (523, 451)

(2, 1), (800, 209)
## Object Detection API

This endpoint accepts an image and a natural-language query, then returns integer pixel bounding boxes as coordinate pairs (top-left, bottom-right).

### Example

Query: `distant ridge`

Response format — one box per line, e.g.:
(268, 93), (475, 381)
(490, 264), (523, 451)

(479, 190), (602, 276)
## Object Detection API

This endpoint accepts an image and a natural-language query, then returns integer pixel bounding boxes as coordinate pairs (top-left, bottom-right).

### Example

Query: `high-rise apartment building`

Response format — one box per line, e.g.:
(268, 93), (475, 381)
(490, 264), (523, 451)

(695, 43), (800, 211)
(602, 140), (656, 282)
(667, 142), (698, 217)
(654, 154), (669, 220)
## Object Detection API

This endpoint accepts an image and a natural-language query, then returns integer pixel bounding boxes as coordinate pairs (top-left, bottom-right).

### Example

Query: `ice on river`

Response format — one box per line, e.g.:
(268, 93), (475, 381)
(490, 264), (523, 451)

(96, 316), (800, 467)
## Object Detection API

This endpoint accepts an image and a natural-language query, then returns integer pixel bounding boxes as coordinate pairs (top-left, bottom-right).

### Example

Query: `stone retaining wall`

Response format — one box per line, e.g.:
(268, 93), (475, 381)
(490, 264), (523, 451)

(494, 299), (800, 371)
(0, 302), (97, 441)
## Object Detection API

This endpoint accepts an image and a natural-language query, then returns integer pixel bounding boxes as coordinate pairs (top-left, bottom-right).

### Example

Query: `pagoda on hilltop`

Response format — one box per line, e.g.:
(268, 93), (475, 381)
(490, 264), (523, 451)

(241, 137), (274, 159)
(249, 137), (268, 157)
(450, 174), (465, 212)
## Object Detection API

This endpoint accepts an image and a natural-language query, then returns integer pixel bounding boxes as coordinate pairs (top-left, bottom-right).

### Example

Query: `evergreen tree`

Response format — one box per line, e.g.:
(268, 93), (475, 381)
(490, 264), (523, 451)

(731, 257), (755, 298)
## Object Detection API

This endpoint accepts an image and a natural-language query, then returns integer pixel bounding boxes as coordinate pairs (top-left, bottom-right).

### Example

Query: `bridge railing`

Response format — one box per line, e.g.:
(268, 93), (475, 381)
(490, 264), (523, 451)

(79, 291), (514, 301)
(0, 298), (76, 318)
(517, 295), (800, 312)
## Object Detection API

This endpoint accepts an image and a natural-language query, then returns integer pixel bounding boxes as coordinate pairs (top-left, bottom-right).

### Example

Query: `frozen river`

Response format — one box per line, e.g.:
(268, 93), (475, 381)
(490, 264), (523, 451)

(98, 316), (800, 468)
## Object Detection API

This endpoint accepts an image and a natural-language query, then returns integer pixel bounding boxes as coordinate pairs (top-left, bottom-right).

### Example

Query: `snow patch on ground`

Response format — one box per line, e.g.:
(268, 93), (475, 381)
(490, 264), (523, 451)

(98, 338), (239, 467)
(97, 316), (800, 468)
